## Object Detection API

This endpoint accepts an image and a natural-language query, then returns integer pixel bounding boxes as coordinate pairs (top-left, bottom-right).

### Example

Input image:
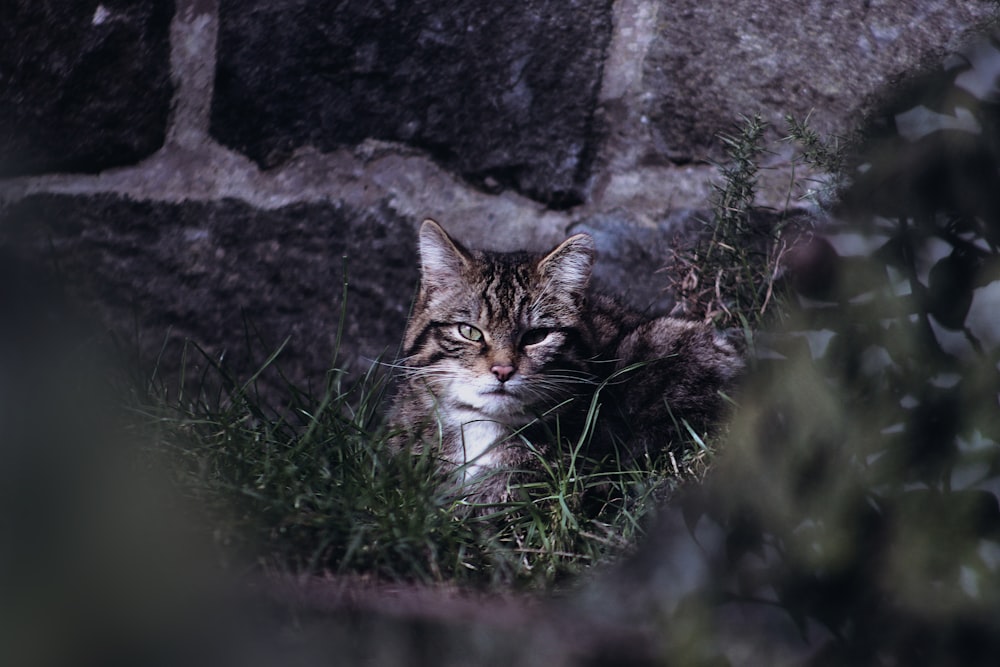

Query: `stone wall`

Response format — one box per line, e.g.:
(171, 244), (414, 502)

(1, 0), (996, 390)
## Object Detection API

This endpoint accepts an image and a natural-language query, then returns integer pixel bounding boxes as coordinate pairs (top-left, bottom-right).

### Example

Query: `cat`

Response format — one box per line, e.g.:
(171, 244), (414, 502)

(389, 219), (743, 505)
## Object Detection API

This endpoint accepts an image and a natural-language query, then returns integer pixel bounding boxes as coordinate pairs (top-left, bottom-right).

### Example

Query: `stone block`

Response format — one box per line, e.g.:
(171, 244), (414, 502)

(0, 1), (174, 176)
(0, 195), (418, 395)
(211, 0), (614, 207)
(641, 0), (997, 162)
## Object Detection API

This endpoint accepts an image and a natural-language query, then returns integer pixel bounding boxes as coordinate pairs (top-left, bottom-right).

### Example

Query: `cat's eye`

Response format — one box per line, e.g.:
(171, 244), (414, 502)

(457, 323), (483, 342)
(520, 328), (551, 346)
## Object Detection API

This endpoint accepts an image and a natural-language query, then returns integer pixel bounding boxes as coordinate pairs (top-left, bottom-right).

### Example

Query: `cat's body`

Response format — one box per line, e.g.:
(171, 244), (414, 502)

(389, 219), (742, 504)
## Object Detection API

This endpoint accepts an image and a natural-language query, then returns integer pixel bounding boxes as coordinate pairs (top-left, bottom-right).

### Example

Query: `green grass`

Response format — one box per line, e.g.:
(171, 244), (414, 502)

(125, 340), (711, 590)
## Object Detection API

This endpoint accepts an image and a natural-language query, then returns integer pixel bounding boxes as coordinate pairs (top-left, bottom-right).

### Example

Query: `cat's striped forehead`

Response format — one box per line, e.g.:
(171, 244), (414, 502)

(474, 253), (533, 321)
(431, 250), (553, 325)
(409, 220), (596, 354)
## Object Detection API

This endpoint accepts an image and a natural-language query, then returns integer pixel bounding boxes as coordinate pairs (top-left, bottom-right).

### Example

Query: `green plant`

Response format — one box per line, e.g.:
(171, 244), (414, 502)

(667, 114), (784, 332)
(784, 111), (848, 205)
(668, 113), (849, 336)
(128, 337), (694, 590)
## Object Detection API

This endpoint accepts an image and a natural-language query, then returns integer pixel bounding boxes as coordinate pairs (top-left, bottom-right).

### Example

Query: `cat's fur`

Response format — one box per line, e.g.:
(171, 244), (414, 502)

(389, 219), (742, 504)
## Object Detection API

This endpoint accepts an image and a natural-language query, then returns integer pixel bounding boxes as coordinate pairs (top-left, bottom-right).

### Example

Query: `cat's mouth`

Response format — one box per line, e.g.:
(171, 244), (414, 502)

(482, 387), (519, 402)
(476, 385), (527, 413)
(483, 383), (527, 400)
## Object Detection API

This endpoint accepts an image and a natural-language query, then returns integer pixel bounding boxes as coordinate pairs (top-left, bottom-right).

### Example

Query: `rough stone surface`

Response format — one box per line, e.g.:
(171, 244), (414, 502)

(3, 0), (999, 394)
(0, 195), (418, 393)
(0, 192), (704, 392)
(210, 0), (614, 207)
(0, 0), (174, 177)
(571, 209), (705, 314)
(638, 0), (998, 164)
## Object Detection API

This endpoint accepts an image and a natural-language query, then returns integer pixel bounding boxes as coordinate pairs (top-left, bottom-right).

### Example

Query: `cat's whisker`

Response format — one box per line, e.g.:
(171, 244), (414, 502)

(518, 378), (588, 400)
(378, 359), (432, 372)
(526, 380), (595, 395)
(522, 387), (566, 399)
(386, 362), (462, 379)
(539, 371), (597, 384)
(526, 381), (588, 396)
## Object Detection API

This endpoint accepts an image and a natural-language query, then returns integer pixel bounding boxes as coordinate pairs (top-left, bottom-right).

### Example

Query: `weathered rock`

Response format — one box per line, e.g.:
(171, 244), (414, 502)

(3, 0), (998, 403)
(210, 0), (614, 207)
(0, 1), (174, 177)
(0, 195), (418, 394)
(571, 209), (705, 314)
(638, 0), (997, 164)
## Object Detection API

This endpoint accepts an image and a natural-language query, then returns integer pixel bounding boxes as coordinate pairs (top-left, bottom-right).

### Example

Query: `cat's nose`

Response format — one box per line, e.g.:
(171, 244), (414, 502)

(491, 364), (516, 383)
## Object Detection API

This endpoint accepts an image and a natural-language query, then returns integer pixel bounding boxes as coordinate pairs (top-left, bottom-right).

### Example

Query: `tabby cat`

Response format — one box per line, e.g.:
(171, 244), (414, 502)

(389, 219), (742, 504)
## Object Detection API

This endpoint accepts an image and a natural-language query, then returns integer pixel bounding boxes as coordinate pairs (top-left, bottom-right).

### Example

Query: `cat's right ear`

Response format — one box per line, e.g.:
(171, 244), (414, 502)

(537, 233), (596, 295)
(419, 219), (469, 283)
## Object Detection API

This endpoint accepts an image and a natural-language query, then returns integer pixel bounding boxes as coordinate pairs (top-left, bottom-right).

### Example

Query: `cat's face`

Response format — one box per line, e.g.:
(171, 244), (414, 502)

(401, 219), (596, 425)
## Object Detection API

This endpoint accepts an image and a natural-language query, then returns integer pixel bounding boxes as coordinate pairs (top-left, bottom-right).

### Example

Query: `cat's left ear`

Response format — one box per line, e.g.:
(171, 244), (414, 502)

(419, 218), (470, 284)
(537, 233), (595, 294)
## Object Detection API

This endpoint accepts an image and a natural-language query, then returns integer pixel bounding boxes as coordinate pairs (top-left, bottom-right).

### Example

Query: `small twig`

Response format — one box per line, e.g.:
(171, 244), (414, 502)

(715, 268), (733, 320)
(759, 239), (788, 316)
(578, 530), (625, 548)
(512, 548), (590, 559)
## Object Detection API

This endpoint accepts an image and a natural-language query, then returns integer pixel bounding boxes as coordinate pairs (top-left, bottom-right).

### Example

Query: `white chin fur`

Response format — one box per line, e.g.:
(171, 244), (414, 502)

(447, 377), (529, 423)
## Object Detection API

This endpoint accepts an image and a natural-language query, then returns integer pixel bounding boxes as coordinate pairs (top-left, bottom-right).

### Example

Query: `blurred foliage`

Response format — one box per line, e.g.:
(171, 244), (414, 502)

(615, 33), (1000, 666)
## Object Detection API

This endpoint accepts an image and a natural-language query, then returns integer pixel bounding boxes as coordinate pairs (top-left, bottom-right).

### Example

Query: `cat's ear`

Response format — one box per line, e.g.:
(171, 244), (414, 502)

(537, 233), (595, 294)
(419, 218), (470, 283)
